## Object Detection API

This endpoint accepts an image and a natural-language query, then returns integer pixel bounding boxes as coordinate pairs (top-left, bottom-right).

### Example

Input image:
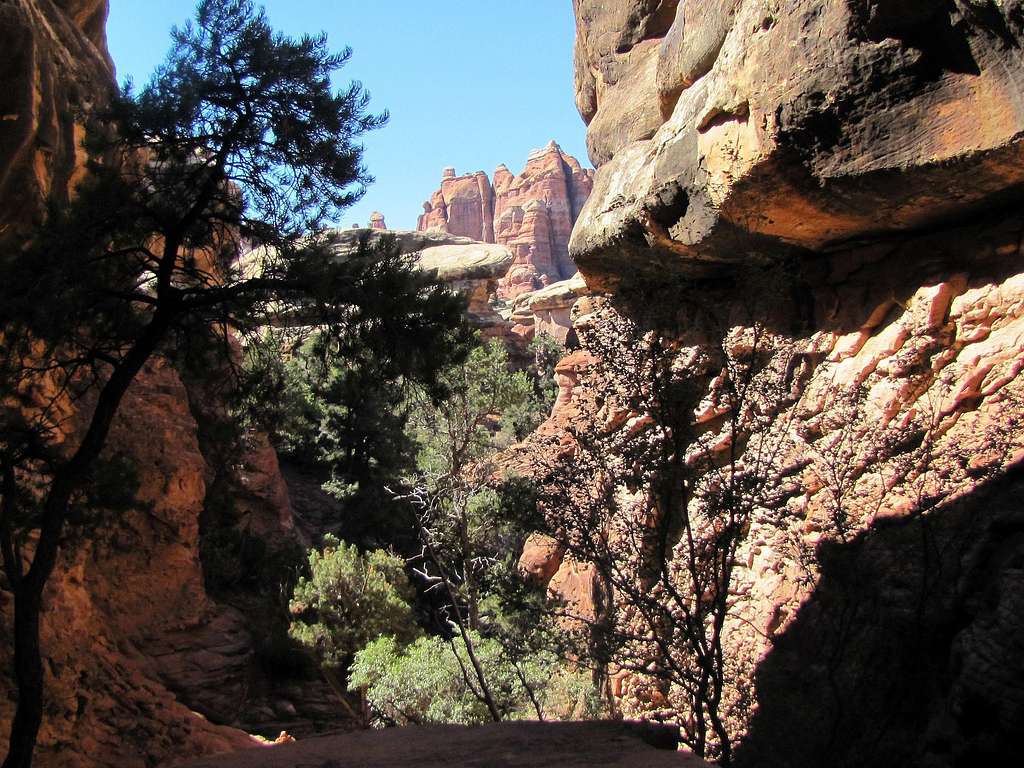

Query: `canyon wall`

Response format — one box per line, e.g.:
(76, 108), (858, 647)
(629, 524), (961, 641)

(0, 3), (336, 765)
(510, 1), (1024, 765)
(417, 142), (594, 299)
(0, 0), (112, 242)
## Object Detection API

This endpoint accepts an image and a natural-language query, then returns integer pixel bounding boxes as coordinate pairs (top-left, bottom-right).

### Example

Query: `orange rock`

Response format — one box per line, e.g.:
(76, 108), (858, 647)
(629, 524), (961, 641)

(518, 533), (565, 587)
(417, 142), (594, 299)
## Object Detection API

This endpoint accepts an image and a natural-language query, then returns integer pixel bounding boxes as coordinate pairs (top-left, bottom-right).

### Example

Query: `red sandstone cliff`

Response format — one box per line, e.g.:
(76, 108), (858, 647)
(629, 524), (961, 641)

(0, 3), (336, 765)
(417, 142), (594, 299)
(0, 0), (112, 241)
(502, 2), (1024, 765)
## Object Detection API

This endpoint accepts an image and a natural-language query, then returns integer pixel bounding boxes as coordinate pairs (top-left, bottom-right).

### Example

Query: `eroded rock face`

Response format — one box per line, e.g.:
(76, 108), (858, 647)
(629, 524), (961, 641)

(0, 3), (318, 764)
(508, 273), (590, 346)
(510, 216), (1024, 766)
(0, 0), (113, 242)
(0, 361), (265, 767)
(417, 143), (594, 299)
(570, 0), (1024, 284)
(504, 2), (1024, 764)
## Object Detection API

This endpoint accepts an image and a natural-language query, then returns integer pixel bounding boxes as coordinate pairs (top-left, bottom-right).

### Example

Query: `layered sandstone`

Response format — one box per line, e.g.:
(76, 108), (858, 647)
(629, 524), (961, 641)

(417, 143), (594, 299)
(502, 3), (1024, 766)
(0, 360), (267, 766)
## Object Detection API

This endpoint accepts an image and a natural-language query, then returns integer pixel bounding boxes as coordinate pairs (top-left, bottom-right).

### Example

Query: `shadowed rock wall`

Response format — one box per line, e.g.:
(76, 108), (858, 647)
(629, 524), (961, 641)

(0, 4), (334, 765)
(501, 3), (1024, 765)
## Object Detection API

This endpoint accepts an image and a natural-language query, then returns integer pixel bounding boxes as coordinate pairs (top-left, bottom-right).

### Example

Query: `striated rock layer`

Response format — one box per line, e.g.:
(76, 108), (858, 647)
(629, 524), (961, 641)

(500, 2), (1024, 766)
(417, 142), (594, 299)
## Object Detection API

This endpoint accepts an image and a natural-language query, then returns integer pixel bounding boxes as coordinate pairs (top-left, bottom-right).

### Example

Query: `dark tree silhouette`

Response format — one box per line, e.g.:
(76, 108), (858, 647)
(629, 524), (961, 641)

(0, 1), (466, 764)
(536, 276), (803, 765)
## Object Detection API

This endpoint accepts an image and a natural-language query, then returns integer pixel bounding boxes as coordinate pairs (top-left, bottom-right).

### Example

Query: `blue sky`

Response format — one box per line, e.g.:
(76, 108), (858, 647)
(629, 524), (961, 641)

(107, 1), (592, 230)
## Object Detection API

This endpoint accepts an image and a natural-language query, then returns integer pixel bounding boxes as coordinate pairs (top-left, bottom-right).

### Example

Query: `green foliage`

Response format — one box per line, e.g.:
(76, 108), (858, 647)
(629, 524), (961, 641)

(236, 332), (324, 464)
(0, 0), (468, 547)
(116, 0), (387, 236)
(0, 1), (471, 763)
(503, 332), (562, 441)
(289, 535), (419, 670)
(349, 633), (603, 726)
(237, 325), (463, 543)
(407, 338), (534, 479)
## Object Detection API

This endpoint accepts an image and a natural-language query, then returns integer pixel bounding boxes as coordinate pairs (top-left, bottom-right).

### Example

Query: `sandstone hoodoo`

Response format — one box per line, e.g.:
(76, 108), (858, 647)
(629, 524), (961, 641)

(417, 142), (594, 299)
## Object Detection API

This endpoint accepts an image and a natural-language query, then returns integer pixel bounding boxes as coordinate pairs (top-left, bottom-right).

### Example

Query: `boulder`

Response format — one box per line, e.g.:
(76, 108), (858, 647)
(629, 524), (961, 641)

(516, 272), (590, 345)
(570, 0), (1024, 284)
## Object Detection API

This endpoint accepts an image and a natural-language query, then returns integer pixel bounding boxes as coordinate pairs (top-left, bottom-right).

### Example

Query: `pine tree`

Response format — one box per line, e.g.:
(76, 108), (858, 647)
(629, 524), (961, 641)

(0, 2), (467, 764)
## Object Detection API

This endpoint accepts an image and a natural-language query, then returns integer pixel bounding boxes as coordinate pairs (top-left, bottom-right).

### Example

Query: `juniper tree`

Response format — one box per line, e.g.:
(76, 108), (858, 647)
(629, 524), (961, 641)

(0, 1), (465, 765)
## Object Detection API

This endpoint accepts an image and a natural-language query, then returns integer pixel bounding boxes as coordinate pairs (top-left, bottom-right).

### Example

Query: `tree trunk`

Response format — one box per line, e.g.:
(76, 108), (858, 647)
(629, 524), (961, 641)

(2, 312), (171, 766)
(2, 582), (43, 768)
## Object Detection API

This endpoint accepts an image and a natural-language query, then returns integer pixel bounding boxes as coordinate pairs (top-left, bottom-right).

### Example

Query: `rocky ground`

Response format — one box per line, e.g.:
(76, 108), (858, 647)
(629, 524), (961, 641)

(171, 721), (706, 768)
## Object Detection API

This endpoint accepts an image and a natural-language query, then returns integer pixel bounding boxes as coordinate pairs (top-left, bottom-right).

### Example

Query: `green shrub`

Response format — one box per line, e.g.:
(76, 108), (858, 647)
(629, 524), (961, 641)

(288, 536), (419, 670)
(349, 632), (604, 726)
(498, 333), (561, 441)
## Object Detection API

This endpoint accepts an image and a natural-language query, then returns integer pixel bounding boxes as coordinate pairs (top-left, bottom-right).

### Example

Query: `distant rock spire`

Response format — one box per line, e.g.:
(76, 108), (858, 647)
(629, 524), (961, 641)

(416, 143), (594, 299)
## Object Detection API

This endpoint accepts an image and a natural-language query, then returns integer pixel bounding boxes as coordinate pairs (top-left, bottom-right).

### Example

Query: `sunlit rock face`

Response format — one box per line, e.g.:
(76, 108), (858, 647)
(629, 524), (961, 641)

(0, 0), (113, 241)
(570, 0), (1024, 284)
(417, 143), (594, 299)
(495, 2), (1024, 765)
(507, 272), (590, 346)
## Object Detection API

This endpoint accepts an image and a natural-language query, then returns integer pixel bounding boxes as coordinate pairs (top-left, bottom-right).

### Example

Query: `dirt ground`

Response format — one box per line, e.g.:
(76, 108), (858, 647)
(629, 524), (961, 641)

(171, 721), (709, 767)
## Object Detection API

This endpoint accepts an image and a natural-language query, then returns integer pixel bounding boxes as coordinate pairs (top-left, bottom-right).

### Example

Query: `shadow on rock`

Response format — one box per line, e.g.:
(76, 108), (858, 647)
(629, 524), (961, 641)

(736, 467), (1024, 768)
